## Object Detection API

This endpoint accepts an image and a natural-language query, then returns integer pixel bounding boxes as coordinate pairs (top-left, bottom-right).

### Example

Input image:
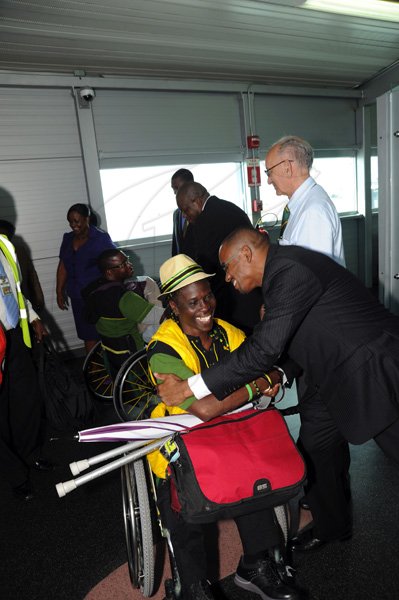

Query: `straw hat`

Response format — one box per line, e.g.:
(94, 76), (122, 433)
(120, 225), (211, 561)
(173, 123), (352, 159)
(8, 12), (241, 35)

(158, 254), (214, 298)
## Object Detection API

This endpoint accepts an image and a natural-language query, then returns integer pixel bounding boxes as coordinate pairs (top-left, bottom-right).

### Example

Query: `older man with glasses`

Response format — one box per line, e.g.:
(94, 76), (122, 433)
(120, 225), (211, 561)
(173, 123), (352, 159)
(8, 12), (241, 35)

(265, 135), (345, 267)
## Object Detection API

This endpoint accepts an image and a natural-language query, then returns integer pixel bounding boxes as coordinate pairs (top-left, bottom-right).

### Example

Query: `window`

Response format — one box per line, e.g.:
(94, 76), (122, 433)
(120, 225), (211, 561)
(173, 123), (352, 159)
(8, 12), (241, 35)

(100, 162), (247, 242)
(370, 155), (378, 210)
(259, 154), (358, 229)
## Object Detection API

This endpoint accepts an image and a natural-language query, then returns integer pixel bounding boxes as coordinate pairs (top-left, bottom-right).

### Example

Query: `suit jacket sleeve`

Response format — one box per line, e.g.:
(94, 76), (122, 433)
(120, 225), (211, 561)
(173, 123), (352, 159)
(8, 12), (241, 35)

(194, 198), (252, 274)
(201, 255), (323, 399)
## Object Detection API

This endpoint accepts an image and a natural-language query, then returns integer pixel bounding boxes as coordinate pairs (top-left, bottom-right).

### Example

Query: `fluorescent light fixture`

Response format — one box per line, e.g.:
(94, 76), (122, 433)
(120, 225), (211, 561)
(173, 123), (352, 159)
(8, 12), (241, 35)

(303, 0), (399, 22)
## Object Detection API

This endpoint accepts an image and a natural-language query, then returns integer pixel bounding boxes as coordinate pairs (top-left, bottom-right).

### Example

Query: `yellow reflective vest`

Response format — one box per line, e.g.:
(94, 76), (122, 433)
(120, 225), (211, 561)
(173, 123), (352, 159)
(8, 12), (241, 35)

(147, 318), (245, 478)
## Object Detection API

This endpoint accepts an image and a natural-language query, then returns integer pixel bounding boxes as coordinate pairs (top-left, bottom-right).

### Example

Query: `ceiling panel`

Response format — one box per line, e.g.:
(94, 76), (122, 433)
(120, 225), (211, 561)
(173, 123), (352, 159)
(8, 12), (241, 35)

(0, 0), (398, 88)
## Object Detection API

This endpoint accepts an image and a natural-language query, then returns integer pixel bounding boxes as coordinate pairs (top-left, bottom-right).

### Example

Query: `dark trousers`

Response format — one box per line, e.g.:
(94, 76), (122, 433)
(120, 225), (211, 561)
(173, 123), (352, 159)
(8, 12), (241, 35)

(157, 479), (281, 593)
(0, 328), (42, 487)
(374, 416), (399, 465)
(298, 384), (399, 541)
(298, 384), (352, 540)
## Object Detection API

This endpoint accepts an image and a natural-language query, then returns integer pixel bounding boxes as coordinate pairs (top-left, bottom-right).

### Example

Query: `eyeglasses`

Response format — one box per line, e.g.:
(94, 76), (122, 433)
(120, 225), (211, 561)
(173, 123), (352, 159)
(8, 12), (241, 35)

(264, 159), (294, 177)
(108, 258), (130, 270)
(220, 248), (243, 272)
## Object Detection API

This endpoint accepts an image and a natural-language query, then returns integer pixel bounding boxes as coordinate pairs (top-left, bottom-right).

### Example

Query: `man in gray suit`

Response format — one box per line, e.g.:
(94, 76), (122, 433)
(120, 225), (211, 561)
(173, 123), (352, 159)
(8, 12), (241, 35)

(154, 228), (399, 550)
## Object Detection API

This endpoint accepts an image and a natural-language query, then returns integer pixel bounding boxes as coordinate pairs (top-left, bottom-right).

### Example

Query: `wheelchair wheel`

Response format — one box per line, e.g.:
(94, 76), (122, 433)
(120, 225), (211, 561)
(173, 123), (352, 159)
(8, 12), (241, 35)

(121, 458), (155, 596)
(113, 349), (158, 422)
(83, 341), (113, 401)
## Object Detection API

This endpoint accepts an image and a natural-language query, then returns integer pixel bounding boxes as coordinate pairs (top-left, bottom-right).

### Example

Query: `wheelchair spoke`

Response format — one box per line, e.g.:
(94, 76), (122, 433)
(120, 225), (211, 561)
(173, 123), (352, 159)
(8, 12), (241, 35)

(113, 349), (158, 422)
(83, 341), (114, 401)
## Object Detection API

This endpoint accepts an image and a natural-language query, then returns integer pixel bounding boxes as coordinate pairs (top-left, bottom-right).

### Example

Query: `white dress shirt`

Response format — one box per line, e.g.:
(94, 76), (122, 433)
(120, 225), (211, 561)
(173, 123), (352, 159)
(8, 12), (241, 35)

(279, 176), (346, 267)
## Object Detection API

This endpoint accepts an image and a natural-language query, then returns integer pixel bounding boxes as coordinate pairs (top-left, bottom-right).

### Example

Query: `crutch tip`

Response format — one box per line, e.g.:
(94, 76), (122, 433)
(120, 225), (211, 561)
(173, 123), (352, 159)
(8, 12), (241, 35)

(70, 459), (90, 476)
(55, 480), (77, 498)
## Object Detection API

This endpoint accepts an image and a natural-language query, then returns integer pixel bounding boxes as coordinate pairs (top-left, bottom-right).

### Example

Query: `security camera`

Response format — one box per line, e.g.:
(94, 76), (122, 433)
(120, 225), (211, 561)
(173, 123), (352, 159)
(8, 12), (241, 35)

(79, 87), (95, 101)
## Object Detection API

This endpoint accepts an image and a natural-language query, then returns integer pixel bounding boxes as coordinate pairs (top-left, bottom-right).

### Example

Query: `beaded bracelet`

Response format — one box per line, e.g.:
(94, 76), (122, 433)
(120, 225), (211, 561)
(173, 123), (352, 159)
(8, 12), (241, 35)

(252, 379), (262, 397)
(245, 383), (253, 401)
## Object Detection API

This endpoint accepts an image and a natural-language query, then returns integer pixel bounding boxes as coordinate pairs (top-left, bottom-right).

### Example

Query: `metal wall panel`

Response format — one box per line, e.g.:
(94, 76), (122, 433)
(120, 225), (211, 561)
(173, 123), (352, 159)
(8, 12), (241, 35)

(0, 88), (81, 160)
(254, 95), (358, 151)
(0, 88), (86, 350)
(93, 89), (244, 166)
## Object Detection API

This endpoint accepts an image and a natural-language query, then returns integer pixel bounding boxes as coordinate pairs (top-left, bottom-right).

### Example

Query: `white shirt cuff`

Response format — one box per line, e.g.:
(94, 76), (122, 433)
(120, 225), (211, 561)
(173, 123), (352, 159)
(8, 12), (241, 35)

(188, 374), (211, 399)
(274, 365), (287, 385)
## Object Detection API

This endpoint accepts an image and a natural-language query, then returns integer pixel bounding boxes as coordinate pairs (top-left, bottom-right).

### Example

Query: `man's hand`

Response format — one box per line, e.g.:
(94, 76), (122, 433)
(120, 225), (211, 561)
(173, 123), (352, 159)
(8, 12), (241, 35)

(259, 369), (282, 398)
(31, 319), (48, 342)
(262, 383), (280, 398)
(154, 372), (192, 406)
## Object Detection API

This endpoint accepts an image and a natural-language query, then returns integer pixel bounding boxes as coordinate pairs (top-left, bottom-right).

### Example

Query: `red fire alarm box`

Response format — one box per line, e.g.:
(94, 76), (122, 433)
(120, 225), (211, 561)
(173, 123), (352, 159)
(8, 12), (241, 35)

(247, 134), (260, 149)
(247, 158), (261, 186)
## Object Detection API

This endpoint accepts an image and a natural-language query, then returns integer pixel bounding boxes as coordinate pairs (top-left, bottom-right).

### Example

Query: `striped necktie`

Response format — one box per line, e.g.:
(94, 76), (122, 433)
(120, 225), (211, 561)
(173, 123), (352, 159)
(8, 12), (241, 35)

(279, 204), (290, 239)
(0, 235), (32, 347)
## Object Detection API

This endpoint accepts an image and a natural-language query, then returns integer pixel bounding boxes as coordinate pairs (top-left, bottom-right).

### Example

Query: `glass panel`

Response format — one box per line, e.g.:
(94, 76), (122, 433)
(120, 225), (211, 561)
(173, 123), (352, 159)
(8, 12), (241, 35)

(371, 155), (378, 210)
(100, 162), (246, 242)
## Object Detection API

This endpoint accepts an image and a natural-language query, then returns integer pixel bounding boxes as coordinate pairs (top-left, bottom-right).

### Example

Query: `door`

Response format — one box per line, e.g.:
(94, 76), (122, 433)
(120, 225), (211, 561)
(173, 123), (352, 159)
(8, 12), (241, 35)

(377, 87), (399, 314)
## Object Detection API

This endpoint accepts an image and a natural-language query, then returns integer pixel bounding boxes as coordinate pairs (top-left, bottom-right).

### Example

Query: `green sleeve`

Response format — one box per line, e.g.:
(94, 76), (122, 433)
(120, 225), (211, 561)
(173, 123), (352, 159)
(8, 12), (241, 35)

(119, 291), (153, 323)
(148, 352), (197, 411)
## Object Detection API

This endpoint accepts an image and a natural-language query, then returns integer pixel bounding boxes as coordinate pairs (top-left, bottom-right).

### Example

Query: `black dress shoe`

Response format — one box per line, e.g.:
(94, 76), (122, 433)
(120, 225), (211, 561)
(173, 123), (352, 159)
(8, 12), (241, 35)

(290, 528), (352, 553)
(13, 481), (34, 501)
(32, 459), (55, 472)
(291, 534), (326, 553)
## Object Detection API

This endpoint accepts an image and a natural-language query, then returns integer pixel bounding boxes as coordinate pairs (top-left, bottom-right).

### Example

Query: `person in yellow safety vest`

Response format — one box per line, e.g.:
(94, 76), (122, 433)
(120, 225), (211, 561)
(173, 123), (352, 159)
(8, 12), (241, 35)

(0, 233), (52, 502)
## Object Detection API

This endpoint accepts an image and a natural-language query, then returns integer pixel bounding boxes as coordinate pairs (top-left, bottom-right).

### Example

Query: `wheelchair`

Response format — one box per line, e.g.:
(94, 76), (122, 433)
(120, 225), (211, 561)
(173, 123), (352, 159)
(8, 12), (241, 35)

(82, 343), (179, 596)
(83, 341), (114, 401)
(116, 349), (182, 597)
(83, 341), (158, 421)
(79, 344), (292, 598)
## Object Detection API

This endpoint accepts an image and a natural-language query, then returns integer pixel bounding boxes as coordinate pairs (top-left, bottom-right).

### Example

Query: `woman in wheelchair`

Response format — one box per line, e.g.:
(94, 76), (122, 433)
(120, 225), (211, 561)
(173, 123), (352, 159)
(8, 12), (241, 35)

(147, 255), (306, 600)
(82, 248), (164, 379)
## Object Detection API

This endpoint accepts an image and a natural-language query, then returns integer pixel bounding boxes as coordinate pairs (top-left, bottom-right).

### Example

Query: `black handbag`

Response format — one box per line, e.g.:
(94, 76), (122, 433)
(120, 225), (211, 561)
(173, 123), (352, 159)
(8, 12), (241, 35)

(36, 338), (96, 432)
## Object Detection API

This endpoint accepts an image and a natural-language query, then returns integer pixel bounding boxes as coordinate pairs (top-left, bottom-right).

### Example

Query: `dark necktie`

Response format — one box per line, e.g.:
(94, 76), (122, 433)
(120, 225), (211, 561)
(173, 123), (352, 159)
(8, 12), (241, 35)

(279, 204), (290, 239)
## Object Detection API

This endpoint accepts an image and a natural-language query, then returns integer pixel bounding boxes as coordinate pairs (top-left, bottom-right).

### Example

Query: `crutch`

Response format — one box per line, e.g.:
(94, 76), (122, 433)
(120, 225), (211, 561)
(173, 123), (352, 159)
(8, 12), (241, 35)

(69, 438), (158, 476)
(55, 435), (172, 497)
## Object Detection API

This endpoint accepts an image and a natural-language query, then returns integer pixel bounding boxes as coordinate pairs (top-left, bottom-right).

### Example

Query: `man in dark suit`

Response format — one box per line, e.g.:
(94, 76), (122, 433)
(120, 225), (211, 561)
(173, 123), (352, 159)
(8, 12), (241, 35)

(171, 168), (194, 256)
(155, 227), (399, 551)
(176, 181), (262, 334)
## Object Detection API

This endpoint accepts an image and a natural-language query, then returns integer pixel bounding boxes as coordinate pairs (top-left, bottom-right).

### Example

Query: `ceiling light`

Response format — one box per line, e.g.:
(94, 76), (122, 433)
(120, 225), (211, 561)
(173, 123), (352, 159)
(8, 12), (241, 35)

(303, 0), (399, 22)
